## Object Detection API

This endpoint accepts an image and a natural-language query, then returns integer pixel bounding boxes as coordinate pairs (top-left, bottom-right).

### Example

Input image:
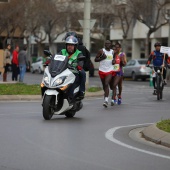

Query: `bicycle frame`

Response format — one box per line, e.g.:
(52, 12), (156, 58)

(153, 66), (164, 100)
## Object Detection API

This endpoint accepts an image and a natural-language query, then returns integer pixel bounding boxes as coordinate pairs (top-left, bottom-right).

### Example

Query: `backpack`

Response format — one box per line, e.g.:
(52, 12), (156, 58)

(78, 44), (91, 71)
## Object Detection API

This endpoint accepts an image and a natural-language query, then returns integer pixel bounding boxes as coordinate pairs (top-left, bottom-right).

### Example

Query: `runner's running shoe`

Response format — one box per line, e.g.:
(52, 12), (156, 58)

(117, 98), (121, 105)
(103, 101), (108, 108)
(111, 99), (117, 106)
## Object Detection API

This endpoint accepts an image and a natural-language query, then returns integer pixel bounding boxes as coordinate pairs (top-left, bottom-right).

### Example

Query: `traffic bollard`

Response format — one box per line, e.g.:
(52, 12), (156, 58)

(150, 71), (153, 87)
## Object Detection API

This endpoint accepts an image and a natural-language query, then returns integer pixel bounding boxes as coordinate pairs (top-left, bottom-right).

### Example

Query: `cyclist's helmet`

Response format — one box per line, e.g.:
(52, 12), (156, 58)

(65, 36), (78, 45)
(154, 42), (161, 47)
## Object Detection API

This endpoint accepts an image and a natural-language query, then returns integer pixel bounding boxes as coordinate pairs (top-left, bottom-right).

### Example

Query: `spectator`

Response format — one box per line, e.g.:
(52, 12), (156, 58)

(18, 45), (29, 82)
(3, 44), (11, 82)
(11, 45), (19, 81)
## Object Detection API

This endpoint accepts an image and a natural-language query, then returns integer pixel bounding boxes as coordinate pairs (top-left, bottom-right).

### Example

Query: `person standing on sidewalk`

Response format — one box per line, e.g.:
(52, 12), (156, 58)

(95, 40), (114, 108)
(11, 45), (19, 81)
(18, 45), (29, 82)
(3, 44), (11, 82)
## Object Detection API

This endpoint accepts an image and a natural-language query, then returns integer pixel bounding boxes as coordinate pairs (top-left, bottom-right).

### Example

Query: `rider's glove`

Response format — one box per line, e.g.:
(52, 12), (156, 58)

(77, 65), (82, 71)
(146, 64), (149, 67)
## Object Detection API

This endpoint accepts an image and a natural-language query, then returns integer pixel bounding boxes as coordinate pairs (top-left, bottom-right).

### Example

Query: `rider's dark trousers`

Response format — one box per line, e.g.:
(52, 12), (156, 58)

(79, 69), (86, 93)
(68, 73), (80, 100)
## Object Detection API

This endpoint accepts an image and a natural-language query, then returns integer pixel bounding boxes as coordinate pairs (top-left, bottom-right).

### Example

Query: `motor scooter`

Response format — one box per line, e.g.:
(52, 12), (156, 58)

(41, 50), (84, 120)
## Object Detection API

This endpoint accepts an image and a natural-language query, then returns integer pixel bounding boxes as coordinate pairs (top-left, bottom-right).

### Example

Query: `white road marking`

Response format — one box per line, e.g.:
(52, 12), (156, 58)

(105, 123), (170, 160)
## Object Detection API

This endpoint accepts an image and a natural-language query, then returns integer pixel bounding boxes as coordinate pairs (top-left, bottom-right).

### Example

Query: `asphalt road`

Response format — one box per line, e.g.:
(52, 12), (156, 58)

(0, 76), (170, 170)
(0, 71), (153, 87)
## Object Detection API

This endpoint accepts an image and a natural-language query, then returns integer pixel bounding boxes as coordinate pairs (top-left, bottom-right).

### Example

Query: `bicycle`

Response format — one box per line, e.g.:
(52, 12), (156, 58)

(150, 65), (164, 100)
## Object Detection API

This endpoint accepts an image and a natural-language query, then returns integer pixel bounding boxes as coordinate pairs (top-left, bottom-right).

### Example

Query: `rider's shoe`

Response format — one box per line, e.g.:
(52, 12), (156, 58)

(103, 101), (108, 108)
(117, 98), (121, 105)
(78, 91), (85, 100)
(153, 89), (157, 95)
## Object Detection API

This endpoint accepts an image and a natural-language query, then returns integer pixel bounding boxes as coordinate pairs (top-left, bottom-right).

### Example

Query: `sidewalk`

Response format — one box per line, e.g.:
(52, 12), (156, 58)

(141, 124), (170, 148)
(0, 81), (170, 148)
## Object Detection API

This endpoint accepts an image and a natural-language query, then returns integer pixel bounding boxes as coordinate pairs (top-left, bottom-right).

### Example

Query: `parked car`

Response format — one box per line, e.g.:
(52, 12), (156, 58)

(31, 56), (45, 74)
(123, 59), (152, 81)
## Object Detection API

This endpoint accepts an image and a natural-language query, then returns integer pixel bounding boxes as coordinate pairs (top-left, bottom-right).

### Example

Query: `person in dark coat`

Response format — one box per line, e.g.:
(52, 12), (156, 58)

(18, 46), (29, 82)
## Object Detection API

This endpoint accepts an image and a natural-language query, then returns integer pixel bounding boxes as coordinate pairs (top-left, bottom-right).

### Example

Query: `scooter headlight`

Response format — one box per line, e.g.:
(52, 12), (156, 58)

(157, 70), (160, 73)
(53, 76), (67, 86)
(43, 75), (49, 85)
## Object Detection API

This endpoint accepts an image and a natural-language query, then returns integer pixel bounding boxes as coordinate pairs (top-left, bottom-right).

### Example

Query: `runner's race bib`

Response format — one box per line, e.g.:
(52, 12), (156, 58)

(113, 64), (120, 72)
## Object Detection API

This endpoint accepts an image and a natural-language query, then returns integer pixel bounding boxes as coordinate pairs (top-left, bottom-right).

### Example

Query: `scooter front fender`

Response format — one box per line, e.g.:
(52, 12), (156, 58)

(43, 89), (59, 105)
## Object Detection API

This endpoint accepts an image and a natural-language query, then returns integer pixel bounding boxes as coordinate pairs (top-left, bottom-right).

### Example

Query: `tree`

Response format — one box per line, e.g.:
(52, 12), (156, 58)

(113, 1), (134, 52)
(0, 0), (27, 48)
(128, 0), (170, 57)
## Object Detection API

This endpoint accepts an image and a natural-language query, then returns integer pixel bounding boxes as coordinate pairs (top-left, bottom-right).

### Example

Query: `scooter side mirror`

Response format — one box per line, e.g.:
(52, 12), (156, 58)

(44, 50), (52, 57)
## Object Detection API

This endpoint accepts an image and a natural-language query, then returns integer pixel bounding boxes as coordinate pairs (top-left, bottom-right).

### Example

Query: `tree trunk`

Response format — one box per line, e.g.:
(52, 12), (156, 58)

(37, 42), (44, 56)
(145, 32), (151, 58)
(122, 38), (127, 54)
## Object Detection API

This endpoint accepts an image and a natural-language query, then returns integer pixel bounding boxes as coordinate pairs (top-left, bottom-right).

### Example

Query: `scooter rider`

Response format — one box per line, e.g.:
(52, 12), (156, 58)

(58, 35), (85, 102)
(63, 31), (87, 99)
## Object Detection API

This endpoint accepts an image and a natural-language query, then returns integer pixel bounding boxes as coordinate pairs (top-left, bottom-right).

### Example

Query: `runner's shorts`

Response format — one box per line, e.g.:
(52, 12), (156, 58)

(98, 70), (113, 79)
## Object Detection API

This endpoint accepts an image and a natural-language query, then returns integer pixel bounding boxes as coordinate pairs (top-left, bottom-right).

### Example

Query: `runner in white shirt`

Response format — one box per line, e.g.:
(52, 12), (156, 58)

(95, 40), (114, 107)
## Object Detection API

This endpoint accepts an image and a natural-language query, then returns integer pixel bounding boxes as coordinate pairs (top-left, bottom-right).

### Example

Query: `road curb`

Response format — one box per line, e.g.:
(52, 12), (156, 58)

(141, 124), (170, 148)
(0, 95), (41, 101)
(0, 91), (104, 101)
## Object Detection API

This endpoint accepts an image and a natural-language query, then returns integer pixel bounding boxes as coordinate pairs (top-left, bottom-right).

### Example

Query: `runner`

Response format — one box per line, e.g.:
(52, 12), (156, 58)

(95, 40), (114, 107)
(111, 42), (127, 105)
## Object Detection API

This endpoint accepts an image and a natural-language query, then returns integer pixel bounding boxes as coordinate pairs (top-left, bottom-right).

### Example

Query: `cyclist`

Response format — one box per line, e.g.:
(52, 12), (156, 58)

(111, 42), (127, 105)
(146, 42), (169, 95)
(95, 40), (114, 107)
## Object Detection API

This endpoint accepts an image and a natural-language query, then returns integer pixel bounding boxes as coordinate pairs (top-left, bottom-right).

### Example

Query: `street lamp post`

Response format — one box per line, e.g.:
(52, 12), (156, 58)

(83, 0), (91, 89)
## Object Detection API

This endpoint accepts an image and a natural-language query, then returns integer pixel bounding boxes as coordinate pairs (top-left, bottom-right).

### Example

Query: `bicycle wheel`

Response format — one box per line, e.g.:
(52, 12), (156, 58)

(156, 75), (160, 100)
(160, 90), (163, 99)
(160, 79), (164, 100)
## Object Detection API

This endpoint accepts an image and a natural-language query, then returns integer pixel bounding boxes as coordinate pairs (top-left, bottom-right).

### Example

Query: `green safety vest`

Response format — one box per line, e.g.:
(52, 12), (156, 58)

(61, 49), (81, 73)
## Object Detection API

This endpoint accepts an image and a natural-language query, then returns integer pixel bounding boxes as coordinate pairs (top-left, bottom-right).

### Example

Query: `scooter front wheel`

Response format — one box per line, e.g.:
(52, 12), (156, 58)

(42, 95), (55, 120)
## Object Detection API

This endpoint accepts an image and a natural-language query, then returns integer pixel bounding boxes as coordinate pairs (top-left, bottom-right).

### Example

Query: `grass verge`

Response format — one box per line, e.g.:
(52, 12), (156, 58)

(0, 84), (102, 95)
(157, 119), (170, 133)
(0, 83), (41, 95)
(87, 86), (102, 92)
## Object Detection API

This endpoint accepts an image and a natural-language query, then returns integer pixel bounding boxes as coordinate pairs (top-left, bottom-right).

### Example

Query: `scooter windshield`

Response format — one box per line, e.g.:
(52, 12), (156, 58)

(49, 55), (69, 77)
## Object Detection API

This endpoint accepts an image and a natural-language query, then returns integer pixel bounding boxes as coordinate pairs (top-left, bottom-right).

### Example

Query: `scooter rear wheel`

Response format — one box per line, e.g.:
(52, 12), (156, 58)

(65, 110), (76, 118)
(43, 95), (55, 120)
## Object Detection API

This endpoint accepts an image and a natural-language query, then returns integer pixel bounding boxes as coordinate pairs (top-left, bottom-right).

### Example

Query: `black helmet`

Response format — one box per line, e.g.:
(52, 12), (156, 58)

(63, 31), (78, 40)
(154, 42), (161, 47)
